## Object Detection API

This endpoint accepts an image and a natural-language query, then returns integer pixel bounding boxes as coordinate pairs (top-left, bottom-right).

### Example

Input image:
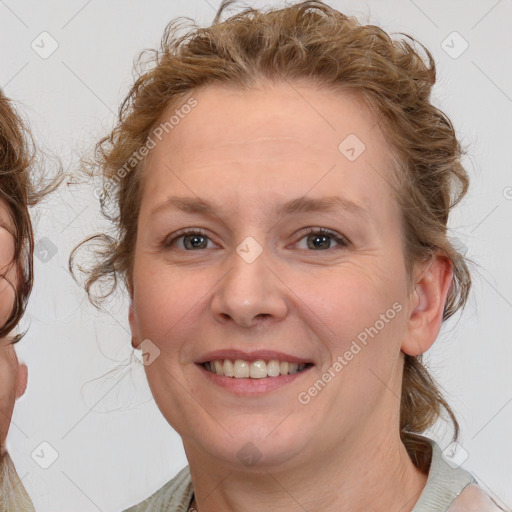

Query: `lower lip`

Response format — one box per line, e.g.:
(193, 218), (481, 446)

(196, 363), (314, 395)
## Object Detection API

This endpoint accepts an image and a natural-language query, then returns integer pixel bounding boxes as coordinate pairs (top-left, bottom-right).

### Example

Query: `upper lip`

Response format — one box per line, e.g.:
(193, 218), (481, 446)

(195, 349), (314, 365)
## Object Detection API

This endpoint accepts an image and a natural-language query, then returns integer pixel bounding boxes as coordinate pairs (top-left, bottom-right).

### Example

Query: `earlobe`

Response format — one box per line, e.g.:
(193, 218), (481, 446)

(401, 255), (453, 357)
(128, 300), (142, 349)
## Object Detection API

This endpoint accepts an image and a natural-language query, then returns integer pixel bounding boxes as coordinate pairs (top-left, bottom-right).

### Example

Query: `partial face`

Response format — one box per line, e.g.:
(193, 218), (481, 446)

(0, 200), (17, 327)
(0, 199), (26, 452)
(129, 81), (415, 469)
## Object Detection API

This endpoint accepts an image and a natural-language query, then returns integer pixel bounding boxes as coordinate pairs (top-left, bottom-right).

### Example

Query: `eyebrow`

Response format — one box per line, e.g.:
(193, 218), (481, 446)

(150, 194), (370, 221)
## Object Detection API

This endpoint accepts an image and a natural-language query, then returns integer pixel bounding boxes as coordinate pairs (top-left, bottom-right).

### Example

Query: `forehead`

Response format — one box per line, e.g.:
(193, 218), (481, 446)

(141, 81), (399, 222)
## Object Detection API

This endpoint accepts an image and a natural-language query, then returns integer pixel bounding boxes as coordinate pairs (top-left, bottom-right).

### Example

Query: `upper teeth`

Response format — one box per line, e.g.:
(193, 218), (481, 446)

(205, 359), (307, 378)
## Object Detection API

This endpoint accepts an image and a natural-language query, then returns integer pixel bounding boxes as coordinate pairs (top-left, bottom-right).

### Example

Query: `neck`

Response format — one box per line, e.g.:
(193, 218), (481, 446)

(184, 426), (429, 512)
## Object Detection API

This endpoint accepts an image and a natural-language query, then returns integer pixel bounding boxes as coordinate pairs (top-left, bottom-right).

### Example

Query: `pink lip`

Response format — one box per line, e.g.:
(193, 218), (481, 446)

(195, 349), (314, 364)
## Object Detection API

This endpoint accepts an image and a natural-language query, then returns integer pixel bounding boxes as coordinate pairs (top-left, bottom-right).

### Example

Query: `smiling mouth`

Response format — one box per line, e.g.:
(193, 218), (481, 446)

(201, 359), (314, 379)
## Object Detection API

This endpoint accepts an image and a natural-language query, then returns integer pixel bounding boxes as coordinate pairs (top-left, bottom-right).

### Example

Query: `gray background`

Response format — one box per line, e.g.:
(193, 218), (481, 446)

(1, 0), (511, 510)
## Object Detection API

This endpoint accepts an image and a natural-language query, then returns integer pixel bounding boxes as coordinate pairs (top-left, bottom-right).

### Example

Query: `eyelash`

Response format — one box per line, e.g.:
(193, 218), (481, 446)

(162, 227), (349, 251)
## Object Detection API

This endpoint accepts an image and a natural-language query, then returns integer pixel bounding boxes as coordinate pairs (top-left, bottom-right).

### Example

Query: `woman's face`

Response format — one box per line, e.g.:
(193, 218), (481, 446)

(0, 200), (17, 327)
(0, 199), (27, 452)
(128, 81), (445, 469)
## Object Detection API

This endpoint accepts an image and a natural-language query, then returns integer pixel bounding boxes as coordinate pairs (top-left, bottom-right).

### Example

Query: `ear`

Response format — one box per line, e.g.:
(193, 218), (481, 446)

(15, 363), (28, 399)
(401, 254), (453, 357)
(128, 299), (142, 350)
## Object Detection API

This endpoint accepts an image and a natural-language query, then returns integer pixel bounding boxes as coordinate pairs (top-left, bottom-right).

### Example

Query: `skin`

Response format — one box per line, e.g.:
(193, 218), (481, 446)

(128, 80), (453, 512)
(0, 199), (28, 454)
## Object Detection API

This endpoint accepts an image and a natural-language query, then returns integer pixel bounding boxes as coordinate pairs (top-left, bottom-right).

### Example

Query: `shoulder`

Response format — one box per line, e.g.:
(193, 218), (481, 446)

(406, 433), (506, 512)
(123, 466), (193, 512)
(447, 484), (508, 512)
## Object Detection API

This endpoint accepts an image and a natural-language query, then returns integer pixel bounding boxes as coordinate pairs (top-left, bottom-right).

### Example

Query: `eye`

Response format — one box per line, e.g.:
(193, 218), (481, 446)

(163, 228), (216, 250)
(162, 227), (349, 252)
(295, 227), (349, 251)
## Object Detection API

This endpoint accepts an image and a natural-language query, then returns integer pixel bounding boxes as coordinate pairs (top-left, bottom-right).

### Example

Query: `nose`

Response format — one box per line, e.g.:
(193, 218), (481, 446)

(210, 242), (288, 329)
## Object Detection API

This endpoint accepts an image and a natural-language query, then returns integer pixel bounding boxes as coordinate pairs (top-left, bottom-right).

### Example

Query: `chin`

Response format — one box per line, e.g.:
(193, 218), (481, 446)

(189, 422), (312, 472)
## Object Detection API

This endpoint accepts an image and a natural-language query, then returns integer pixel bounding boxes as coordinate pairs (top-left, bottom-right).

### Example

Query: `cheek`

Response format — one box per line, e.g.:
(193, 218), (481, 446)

(132, 259), (211, 344)
(311, 262), (404, 326)
(0, 359), (17, 447)
(0, 234), (16, 328)
(305, 264), (408, 378)
(304, 273), (407, 413)
(0, 289), (15, 329)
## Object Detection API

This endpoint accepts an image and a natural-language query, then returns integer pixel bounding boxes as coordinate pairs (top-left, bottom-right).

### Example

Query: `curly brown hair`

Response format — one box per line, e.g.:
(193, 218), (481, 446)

(0, 90), (62, 343)
(70, 0), (472, 469)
